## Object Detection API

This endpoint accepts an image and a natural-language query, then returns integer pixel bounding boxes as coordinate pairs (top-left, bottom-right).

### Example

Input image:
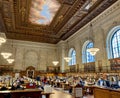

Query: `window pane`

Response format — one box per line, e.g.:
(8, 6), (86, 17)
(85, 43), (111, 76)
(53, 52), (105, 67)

(86, 42), (95, 63)
(69, 49), (76, 65)
(111, 29), (120, 58)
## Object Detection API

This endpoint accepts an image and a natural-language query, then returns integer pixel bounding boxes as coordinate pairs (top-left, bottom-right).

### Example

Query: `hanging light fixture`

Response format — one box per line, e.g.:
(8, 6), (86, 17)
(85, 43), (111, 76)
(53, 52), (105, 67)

(7, 59), (14, 63)
(0, 33), (6, 45)
(1, 52), (12, 59)
(0, 36), (6, 44)
(52, 61), (59, 66)
(87, 48), (99, 55)
(64, 57), (71, 62)
(64, 41), (72, 62)
(87, 23), (99, 55)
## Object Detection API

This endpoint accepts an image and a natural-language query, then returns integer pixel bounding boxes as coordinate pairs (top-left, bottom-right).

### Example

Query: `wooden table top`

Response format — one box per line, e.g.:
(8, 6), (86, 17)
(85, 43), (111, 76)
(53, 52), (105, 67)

(94, 86), (120, 92)
(0, 88), (43, 93)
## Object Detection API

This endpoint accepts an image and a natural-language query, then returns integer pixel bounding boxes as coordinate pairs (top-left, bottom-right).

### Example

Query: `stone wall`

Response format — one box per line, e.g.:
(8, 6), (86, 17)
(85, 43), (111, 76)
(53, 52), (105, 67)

(0, 40), (57, 71)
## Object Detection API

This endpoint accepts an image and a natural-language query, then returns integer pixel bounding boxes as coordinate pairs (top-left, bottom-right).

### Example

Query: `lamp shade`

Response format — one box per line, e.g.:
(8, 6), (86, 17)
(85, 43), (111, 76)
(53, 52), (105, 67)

(87, 48), (99, 55)
(52, 61), (59, 66)
(64, 57), (71, 62)
(7, 59), (14, 63)
(0, 37), (6, 43)
(1, 52), (12, 59)
(0, 33), (6, 45)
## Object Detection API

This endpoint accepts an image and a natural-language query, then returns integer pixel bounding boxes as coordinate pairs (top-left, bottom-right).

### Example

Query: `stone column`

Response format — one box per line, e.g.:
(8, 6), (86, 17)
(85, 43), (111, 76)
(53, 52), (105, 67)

(57, 41), (66, 72)
(61, 44), (65, 72)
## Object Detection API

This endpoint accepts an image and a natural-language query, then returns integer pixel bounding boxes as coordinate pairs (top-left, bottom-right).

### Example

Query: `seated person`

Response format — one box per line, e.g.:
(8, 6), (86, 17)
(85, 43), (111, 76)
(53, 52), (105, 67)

(97, 78), (104, 86)
(11, 82), (24, 90)
(79, 79), (85, 87)
(0, 86), (8, 90)
(105, 80), (110, 87)
(69, 86), (72, 93)
(10, 85), (16, 90)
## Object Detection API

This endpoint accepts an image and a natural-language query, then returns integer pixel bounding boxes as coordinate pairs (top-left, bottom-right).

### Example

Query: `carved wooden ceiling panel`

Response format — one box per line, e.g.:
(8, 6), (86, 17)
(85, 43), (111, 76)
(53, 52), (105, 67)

(0, 0), (117, 44)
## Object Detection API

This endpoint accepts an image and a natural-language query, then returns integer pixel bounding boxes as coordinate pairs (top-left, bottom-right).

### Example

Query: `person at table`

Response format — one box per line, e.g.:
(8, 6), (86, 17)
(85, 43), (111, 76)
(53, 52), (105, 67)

(97, 77), (110, 87)
(0, 84), (8, 90)
(97, 77), (104, 86)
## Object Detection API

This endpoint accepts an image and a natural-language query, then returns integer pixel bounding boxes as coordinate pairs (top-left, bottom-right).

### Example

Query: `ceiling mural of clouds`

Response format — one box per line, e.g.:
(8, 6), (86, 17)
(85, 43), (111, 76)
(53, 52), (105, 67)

(29, 0), (61, 25)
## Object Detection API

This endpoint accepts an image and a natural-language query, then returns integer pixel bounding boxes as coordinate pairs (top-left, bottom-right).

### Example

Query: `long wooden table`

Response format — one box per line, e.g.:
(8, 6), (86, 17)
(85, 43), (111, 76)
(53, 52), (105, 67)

(70, 85), (120, 98)
(0, 89), (53, 98)
(94, 86), (120, 98)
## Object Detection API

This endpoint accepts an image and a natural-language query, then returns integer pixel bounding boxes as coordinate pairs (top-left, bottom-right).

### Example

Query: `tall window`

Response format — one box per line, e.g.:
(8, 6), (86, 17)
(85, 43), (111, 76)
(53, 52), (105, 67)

(106, 26), (120, 59)
(69, 48), (76, 65)
(82, 40), (95, 63)
(86, 42), (95, 63)
(111, 29), (120, 58)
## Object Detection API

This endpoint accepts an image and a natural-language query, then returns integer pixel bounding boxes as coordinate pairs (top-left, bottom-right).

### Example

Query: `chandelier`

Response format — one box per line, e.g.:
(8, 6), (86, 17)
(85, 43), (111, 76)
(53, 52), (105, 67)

(64, 41), (72, 63)
(7, 59), (14, 63)
(87, 48), (99, 55)
(64, 57), (71, 62)
(0, 37), (6, 44)
(52, 61), (59, 66)
(1, 52), (12, 59)
(0, 33), (6, 45)
(86, 23), (99, 56)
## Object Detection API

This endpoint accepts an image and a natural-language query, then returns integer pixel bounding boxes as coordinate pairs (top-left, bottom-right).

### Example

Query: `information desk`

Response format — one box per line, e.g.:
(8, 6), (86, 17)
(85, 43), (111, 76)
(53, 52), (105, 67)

(0, 89), (53, 98)
(94, 86), (120, 98)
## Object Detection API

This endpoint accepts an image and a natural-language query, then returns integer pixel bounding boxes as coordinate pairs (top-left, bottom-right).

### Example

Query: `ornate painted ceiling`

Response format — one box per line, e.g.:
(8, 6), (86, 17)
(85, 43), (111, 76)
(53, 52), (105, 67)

(0, 0), (117, 44)
(29, 0), (61, 25)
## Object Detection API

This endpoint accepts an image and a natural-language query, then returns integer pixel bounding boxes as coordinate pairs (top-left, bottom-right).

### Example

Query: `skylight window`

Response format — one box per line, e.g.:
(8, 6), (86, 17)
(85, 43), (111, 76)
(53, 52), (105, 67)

(29, 0), (61, 25)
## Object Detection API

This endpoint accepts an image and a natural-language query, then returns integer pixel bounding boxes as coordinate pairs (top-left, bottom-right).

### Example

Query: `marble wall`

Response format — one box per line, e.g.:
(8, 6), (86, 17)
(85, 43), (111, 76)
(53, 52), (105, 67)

(0, 40), (57, 71)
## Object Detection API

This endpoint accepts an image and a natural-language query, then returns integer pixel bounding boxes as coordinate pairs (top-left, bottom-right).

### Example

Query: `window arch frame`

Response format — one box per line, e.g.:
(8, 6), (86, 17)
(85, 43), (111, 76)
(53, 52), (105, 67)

(82, 40), (95, 63)
(106, 25), (120, 59)
(68, 48), (76, 66)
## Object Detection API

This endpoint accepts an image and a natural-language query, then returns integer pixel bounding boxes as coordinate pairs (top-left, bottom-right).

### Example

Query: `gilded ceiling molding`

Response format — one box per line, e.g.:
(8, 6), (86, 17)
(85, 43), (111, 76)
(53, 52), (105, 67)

(1, 0), (118, 44)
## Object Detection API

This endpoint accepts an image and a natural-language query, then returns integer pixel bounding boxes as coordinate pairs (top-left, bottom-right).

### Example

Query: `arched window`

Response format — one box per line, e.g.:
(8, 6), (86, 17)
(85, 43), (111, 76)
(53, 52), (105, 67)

(111, 30), (120, 58)
(82, 40), (95, 63)
(69, 48), (76, 65)
(86, 42), (95, 63)
(106, 26), (120, 59)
